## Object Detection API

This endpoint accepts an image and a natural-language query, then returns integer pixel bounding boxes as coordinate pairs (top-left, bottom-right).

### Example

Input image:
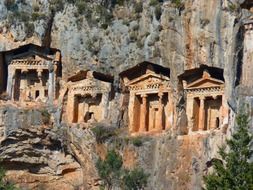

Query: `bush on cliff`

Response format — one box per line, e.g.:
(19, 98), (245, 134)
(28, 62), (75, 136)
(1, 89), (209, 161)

(123, 168), (149, 190)
(204, 110), (253, 190)
(0, 166), (17, 190)
(96, 150), (149, 190)
(91, 126), (116, 144)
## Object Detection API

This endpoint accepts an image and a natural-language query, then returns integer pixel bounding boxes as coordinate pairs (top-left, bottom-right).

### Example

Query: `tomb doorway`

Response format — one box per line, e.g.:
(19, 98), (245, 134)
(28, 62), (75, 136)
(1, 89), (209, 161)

(204, 96), (222, 130)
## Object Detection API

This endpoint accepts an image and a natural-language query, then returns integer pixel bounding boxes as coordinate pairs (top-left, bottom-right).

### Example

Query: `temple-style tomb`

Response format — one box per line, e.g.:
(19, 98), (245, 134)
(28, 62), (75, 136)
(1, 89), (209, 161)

(66, 70), (113, 124)
(0, 44), (61, 102)
(240, 18), (253, 95)
(179, 65), (229, 132)
(120, 62), (173, 134)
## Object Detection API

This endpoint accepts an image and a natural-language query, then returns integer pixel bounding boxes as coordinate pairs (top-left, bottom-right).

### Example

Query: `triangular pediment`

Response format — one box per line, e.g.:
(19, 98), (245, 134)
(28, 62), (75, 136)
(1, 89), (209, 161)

(72, 78), (111, 88)
(127, 73), (169, 86)
(187, 77), (224, 89)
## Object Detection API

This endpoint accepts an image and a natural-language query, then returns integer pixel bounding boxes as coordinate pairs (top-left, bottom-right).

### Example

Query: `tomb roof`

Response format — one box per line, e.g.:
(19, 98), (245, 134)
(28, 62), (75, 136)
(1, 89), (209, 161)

(67, 70), (113, 83)
(178, 65), (224, 83)
(2, 43), (60, 61)
(240, 0), (253, 9)
(119, 61), (170, 80)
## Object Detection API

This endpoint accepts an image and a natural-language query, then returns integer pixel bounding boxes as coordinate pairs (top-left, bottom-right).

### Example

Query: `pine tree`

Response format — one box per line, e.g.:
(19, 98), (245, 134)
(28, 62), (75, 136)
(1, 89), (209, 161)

(204, 111), (253, 190)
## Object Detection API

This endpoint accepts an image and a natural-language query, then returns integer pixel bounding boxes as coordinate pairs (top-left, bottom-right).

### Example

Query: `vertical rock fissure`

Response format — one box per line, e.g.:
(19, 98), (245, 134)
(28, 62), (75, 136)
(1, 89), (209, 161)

(42, 14), (55, 48)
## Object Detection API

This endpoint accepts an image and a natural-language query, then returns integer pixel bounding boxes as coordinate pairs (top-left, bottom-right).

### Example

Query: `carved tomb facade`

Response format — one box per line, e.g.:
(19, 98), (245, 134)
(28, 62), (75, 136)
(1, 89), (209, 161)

(66, 70), (113, 124)
(2, 44), (61, 102)
(180, 66), (229, 132)
(240, 20), (253, 95)
(120, 62), (173, 134)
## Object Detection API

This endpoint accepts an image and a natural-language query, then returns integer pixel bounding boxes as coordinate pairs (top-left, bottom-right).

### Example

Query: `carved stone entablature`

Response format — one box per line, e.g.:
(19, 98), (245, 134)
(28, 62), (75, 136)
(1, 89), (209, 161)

(70, 86), (108, 93)
(9, 59), (59, 71)
(186, 86), (224, 97)
(10, 59), (47, 66)
(69, 88), (110, 97)
(128, 83), (169, 91)
(69, 79), (111, 95)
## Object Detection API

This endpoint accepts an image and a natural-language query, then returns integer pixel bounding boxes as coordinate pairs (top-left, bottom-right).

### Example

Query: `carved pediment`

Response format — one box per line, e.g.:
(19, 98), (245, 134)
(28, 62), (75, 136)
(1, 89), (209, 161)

(70, 78), (111, 94)
(187, 77), (224, 89)
(127, 73), (169, 85)
(127, 73), (170, 91)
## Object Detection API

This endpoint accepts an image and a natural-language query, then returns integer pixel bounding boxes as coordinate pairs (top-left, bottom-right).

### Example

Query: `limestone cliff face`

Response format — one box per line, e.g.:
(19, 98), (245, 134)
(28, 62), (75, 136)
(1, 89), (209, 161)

(0, 0), (246, 116)
(0, 0), (252, 189)
(0, 104), (85, 189)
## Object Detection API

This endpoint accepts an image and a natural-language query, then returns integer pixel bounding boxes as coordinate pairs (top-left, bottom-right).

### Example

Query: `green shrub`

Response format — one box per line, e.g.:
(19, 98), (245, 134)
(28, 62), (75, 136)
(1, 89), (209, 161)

(129, 31), (138, 42)
(122, 19), (129, 26)
(96, 150), (149, 190)
(76, 1), (86, 15)
(4, 0), (16, 10)
(49, 0), (64, 13)
(228, 3), (237, 12)
(41, 109), (50, 125)
(149, 0), (159, 6)
(145, 31), (150, 37)
(95, 5), (113, 29)
(114, 0), (125, 6)
(0, 165), (17, 190)
(101, 23), (109, 30)
(19, 11), (30, 22)
(66, 0), (76, 3)
(134, 2), (143, 14)
(136, 39), (143, 49)
(91, 126), (116, 143)
(32, 3), (40, 12)
(31, 12), (47, 21)
(25, 22), (34, 37)
(123, 168), (149, 190)
(172, 0), (184, 9)
(155, 5), (162, 20)
(96, 150), (123, 189)
(132, 137), (143, 147)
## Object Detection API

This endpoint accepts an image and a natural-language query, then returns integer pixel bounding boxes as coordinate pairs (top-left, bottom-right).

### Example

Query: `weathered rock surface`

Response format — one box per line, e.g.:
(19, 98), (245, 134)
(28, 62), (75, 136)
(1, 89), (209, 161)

(0, 0), (252, 189)
(0, 104), (84, 189)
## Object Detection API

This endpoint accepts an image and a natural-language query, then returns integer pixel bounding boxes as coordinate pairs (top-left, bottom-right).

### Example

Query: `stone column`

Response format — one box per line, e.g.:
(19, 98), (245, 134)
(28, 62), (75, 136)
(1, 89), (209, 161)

(221, 94), (229, 127)
(101, 92), (109, 120)
(38, 69), (43, 99)
(37, 69), (42, 83)
(7, 67), (15, 99)
(167, 91), (173, 129)
(83, 102), (89, 122)
(20, 70), (28, 101)
(128, 92), (136, 133)
(186, 95), (194, 132)
(48, 61), (55, 103)
(54, 64), (57, 97)
(198, 96), (205, 131)
(66, 91), (75, 123)
(157, 93), (164, 131)
(78, 100), (85, 123)
(139, 94), (148, 132)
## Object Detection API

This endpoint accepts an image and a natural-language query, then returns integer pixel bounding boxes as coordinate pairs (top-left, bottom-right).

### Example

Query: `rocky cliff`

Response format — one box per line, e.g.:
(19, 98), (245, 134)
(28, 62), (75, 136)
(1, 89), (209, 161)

(0, 0), (252, 189)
